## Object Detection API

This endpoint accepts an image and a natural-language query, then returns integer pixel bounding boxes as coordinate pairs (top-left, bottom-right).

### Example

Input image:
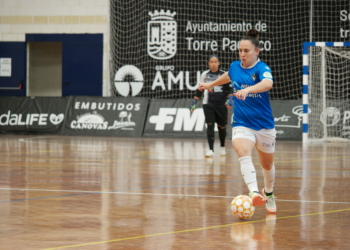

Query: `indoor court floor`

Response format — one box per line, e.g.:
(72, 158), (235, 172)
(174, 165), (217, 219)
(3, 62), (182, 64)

(0, 134), (349, 250)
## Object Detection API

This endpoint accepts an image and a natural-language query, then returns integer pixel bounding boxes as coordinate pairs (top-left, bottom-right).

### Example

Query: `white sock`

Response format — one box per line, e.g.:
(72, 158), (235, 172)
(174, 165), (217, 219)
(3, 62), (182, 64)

(262, 164), (275, 193)
(239, 156), (259, 193)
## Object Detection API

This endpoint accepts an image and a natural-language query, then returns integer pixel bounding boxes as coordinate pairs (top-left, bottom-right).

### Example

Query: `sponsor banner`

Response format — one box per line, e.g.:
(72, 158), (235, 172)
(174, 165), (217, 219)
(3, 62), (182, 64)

(144, 98), (233, 138)
(62, 96), (149, 137)
(271, 100), (302, 140)
(144, 99), (206, 138)
(0, 97), (68, 133)
(144, 98), (302, 140)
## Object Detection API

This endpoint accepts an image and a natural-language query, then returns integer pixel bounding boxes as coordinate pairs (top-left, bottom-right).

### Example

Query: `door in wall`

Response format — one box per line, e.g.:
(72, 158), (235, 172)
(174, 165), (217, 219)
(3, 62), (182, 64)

(28, 42), (62, 97)
(26, 34), (103, 97)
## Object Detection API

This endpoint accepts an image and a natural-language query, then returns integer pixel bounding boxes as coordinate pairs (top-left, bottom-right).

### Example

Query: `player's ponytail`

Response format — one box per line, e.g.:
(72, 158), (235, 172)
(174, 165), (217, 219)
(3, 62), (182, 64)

(241, 28), (260, 48)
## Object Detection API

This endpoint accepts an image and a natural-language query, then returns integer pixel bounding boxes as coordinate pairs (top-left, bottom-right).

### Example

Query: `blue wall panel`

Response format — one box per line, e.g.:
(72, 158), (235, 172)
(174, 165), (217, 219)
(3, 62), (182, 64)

(0, 42), (26, 96)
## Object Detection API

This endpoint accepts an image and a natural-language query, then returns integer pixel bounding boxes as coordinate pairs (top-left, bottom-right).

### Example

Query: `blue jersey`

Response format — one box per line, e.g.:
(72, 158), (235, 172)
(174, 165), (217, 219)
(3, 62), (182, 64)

(228, 60), (274, 130)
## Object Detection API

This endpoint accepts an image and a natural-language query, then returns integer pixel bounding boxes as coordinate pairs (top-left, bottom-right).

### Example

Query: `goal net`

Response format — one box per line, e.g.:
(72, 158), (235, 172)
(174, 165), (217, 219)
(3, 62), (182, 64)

(306, 44), (350, 142)
(109, 0), (310, 99)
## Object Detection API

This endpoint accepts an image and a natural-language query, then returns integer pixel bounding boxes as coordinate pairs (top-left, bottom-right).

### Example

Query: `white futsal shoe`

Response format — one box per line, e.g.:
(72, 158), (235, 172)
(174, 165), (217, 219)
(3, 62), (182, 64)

(261, 188), (277, 214)
(220, 147), (226, 156)
(205, 150), (214, 157)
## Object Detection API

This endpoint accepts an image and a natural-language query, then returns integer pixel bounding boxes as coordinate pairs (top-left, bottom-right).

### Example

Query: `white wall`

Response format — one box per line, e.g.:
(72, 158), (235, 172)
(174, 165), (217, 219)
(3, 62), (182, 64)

(0, 0), (111, 96)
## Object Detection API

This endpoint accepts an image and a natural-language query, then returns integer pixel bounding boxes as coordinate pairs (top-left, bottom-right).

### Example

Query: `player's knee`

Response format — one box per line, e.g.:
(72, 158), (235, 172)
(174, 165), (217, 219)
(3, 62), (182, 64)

(207, 123), (215, 129)
(217, 124), (226, 130)
(235, 149), (251, 158)
(207, 123), (215, 135)
(261, 162), (274, 170)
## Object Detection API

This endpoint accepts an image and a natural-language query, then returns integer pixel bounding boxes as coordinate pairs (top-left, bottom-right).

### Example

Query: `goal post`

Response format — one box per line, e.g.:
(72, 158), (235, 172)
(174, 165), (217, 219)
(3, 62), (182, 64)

(302, 42), (350, 143)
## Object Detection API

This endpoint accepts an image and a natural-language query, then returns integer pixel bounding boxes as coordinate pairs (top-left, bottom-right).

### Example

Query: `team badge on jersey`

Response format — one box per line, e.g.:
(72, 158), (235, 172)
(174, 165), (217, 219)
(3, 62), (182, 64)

(251, 74), (256, 81)
(147, 10), (177, 60)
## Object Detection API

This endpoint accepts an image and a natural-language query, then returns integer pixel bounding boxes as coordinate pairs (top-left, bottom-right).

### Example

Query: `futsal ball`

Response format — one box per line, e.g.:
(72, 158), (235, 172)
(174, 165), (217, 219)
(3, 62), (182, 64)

(230, 195), (255, 220)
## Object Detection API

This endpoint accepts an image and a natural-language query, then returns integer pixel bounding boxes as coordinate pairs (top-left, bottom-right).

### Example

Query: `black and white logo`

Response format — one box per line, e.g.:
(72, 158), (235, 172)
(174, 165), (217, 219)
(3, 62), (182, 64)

(274, 105), (311, 128)
(50, 114), (64, 125)
(0, 111), (64, 126)
(114, 65), (144, 97)
(70, 112), (108, 130)
(147, 9), (177, 60)
(320, 107), (341, 126)
(251, 73), (256, 81)
(149, 108), (204, 131)
(108, 111), (136, 130)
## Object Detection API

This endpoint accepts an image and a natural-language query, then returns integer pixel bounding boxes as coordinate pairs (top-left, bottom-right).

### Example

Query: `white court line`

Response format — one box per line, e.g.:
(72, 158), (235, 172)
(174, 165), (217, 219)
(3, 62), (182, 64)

(0, 188), (227, 198)
(277, 199), (350, 204)
(1, 187), (350, 204)
(17, 137), (350, 156)
(0, 187), (106, 193)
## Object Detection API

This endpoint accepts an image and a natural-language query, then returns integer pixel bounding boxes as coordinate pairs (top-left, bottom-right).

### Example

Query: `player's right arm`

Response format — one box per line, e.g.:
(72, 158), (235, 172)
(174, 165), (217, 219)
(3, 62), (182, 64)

(190, 90), (202, 113)
(198, 72), (230, 90)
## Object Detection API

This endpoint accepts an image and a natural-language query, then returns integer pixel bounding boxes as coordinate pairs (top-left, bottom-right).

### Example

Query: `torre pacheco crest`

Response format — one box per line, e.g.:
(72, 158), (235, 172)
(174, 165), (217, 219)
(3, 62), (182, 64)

(147, 9), (177, 60)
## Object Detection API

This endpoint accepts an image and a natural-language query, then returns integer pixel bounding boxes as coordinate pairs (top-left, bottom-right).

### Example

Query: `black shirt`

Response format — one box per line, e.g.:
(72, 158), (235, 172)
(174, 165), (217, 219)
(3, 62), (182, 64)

(195, 69), (231, 106)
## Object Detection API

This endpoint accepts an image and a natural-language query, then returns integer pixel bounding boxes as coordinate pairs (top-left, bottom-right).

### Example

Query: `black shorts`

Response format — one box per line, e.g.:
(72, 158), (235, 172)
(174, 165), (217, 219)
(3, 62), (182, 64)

(203, 104), (228, 127)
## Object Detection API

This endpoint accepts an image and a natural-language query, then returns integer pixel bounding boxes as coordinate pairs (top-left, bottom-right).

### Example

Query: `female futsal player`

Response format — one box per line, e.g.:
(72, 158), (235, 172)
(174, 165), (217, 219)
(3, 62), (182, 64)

(190, 55), (231, 157)
(198, 29), (277, 214)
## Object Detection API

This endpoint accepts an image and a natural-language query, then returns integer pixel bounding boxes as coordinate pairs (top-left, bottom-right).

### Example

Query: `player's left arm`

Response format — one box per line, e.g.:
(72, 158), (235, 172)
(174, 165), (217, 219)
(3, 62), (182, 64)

(244, 79), (273, 93)
(234, 66), (273, 101)
(234, 79), (273, 101)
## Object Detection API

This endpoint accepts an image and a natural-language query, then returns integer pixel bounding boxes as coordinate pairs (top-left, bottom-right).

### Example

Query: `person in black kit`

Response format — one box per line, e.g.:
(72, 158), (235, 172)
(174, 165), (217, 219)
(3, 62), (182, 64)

(190, 55), (232, 157)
